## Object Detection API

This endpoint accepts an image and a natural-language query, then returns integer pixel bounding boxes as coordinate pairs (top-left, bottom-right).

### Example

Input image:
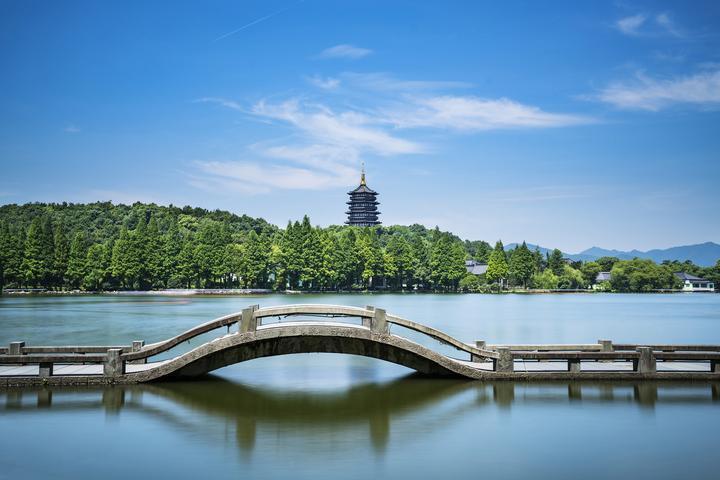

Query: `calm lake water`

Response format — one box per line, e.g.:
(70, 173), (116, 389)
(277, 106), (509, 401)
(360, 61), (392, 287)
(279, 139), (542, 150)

(1, 293), (719, 479)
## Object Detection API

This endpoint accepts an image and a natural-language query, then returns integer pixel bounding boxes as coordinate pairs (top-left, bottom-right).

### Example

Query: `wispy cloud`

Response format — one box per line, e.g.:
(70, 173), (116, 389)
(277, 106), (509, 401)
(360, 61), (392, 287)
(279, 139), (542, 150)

(306, 75), (341, 90)
(616, 14), (647, 36)
(317, 44), (372, 59)
(194, 71), (592, 194)
(655, 12), (682, 37)
(615, 12), (683, 37)
(196, 97), (246, 112)
(64, 124), (81, 133)
(383, 96), (591, 130)
(191, 160), (356, 194)
(339, 72), (472, 92)
(251, 99), (424, 155)
(595, 70), (720, 110)
(213, 1), (303, 42)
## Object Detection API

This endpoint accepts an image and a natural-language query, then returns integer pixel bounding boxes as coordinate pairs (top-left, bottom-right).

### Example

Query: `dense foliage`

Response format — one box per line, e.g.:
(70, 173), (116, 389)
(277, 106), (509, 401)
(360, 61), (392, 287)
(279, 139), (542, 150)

(1, 202), (718, 293)
(0, 202), (468, 292)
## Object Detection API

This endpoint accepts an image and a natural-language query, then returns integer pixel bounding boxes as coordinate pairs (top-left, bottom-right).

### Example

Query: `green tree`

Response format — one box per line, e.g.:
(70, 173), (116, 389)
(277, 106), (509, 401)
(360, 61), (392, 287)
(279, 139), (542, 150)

(429, 232), (466, 291)
(83, 243), (111, 290)
(508, 241), (535, 288)
(486, 241), (508, 287)
(21, 217), (54, 287)
(595, 256), (620, 272)
(610, 259), (680, 292)
(66, 231), (89, 288)
(580, 261), (602, 286)
(356, 228), (384, 289)
(532, 269), (559, 289)
(547, 248), (565, 276)
(53, 221), (69, 289)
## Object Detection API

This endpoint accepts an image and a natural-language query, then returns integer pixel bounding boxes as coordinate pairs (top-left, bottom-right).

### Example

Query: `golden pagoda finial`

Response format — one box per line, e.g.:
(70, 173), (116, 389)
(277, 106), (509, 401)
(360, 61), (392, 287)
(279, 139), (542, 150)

(360, 161), (366, 186)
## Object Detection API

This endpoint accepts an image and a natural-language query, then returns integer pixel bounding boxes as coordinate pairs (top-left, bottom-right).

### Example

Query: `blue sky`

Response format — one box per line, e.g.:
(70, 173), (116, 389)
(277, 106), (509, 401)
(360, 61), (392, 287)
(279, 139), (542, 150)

(1, 0), (719, 252)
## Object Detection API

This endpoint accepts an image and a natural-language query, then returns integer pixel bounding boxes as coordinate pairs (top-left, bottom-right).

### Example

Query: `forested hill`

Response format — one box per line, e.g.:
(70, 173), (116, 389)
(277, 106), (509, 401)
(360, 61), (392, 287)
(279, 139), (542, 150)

(0, 202), (277, 240)
(1, 202), (717, 293)
(0, 202), (475, 292)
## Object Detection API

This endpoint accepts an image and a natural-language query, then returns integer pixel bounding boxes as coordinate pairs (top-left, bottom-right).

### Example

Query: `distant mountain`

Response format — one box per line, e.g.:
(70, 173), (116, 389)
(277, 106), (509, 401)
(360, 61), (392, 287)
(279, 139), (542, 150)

(577, 242), (720, 267)
(505, 242), (720, 267)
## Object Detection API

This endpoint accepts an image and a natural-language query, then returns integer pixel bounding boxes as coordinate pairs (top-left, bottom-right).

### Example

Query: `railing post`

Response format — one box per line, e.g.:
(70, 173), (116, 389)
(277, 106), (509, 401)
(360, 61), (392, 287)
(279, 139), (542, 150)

(567, 358), (581, 372)
(39, 362), (53, 378)
(471, 341), (486, 362)
(104, 348), (125, 377)
(635, 347), (656, 374)
(131, 340), (146, 364)
(239, 305), (259, 333)
(495, 347), (514, 373)
(362, 305), (374, 328)
(9, 341), (25, 355)
(711, 359), (719, 373)
(372, 307), (388, 334)
(598, 339), (613, 363)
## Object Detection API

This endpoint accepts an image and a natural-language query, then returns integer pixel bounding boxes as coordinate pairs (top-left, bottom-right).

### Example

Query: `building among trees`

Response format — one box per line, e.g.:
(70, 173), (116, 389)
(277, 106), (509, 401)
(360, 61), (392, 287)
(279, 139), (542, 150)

(345, 166), (381, 227)
(674, 272), (715, 292)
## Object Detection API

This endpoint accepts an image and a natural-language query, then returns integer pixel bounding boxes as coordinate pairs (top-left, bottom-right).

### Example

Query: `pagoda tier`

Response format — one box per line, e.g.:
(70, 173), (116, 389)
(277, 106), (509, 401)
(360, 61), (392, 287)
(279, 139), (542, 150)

(345, 170), (381, 227)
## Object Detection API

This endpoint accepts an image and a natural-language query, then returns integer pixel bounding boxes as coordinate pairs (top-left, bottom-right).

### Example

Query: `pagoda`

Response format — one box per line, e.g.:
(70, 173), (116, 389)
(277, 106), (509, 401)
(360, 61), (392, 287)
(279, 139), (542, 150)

(345, 165), (381, 227)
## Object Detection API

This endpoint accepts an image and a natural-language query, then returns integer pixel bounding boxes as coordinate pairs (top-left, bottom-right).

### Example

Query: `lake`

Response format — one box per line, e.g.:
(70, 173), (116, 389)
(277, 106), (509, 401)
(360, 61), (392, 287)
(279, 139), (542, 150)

(1, 293), (719, 479)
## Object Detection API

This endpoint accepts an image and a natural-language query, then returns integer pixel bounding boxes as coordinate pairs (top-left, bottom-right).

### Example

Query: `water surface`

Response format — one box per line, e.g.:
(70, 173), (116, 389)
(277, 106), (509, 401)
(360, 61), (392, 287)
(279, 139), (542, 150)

(1, 293), (718, 479)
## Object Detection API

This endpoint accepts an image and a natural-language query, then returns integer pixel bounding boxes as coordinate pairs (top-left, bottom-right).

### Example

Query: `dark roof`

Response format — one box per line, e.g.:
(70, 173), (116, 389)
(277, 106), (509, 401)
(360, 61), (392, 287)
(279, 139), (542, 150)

(466, 262), (488, 275)
(348, 184), (377, 194)
(595, 272), (612, 282)
(674, 272), (709, 282)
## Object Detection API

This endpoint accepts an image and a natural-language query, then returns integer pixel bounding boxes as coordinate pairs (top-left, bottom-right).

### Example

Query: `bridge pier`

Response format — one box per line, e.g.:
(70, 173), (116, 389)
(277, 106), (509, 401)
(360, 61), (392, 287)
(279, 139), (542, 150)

(567, 358), (581, 373)
(39, 362), (53, 378)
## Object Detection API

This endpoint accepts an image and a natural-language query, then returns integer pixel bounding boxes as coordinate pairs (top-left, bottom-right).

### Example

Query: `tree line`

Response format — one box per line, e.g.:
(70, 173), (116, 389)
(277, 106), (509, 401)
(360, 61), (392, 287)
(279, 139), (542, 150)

(461, 241), (720, 293)
(1, 202), (718, 293)
(0, 202), (468, 292)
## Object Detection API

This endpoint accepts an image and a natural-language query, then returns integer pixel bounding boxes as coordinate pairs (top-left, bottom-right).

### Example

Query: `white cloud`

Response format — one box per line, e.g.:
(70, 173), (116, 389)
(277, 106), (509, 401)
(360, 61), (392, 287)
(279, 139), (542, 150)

(615, 12), (683, 37)
(616, 14), (647, 36)
(194, 71), (592, 194)
(196, 97), (246, 112)
(252, 99), (424, 155)
(192, 160), (356, 194)
(655, 13), (682, 37)
(384, 96), (591, 130)
(64, 124), (81, 133)
(595, 70), (720, 110)
(339, 72), (472, 92)
(317, 44), (372, 59)
(306, 75), (341, 90)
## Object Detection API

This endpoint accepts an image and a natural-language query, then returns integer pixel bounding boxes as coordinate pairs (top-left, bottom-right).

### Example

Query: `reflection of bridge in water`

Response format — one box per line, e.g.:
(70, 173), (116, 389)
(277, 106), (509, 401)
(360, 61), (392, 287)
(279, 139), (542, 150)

(2, 379), (718, 455)
(2, 304), (720, 386)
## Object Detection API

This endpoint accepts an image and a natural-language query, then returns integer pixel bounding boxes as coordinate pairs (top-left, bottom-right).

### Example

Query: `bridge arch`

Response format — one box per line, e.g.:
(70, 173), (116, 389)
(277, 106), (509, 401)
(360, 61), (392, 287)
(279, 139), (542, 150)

(124, 323), (489, 382)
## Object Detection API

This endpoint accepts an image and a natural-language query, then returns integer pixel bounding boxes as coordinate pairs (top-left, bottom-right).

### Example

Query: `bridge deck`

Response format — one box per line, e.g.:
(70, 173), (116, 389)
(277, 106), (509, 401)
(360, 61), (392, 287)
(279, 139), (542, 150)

(0, 360), (711, 377)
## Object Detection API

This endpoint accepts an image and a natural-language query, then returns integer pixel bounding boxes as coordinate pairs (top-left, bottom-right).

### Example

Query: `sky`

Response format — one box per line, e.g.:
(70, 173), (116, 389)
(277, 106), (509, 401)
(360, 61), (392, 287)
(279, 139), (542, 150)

(1, 0), (719, 253)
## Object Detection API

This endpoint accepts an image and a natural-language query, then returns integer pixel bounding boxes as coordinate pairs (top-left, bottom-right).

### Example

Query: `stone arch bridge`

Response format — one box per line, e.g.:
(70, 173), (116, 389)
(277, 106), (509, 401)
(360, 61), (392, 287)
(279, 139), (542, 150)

(2, 304), (719, 386)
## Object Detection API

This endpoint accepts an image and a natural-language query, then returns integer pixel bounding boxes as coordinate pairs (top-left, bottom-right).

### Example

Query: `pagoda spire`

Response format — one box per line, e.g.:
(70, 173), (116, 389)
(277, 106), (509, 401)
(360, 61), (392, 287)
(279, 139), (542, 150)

(360, 161), (366, 186)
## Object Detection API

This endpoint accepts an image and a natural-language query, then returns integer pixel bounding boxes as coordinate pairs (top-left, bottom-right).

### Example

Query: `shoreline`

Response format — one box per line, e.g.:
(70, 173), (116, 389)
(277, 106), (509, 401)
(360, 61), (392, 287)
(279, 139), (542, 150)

(1, 288), (714, 296)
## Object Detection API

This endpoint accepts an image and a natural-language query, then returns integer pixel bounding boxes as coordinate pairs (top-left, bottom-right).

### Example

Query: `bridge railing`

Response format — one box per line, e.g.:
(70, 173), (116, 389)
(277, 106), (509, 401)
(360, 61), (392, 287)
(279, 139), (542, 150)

(4, 304), (720, 378)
